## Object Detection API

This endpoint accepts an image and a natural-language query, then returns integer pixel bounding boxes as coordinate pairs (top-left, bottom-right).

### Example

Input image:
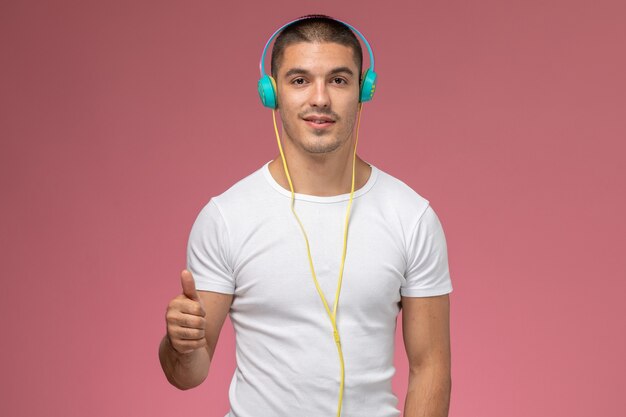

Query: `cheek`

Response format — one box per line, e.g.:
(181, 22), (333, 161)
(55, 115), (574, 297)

(341, 103), (360, 126)
(277, 106), (301, 135)
(276, 96), (298, 118)
(278, 106), (297, 126)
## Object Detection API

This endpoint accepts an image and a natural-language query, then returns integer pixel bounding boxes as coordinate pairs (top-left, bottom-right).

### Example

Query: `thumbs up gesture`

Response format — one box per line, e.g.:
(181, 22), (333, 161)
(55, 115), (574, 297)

(165, 270), (207, 354)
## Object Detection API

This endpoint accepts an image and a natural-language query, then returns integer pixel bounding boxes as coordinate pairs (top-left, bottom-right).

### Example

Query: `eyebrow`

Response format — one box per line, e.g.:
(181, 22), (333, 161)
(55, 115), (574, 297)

(284, 66), (355, 78)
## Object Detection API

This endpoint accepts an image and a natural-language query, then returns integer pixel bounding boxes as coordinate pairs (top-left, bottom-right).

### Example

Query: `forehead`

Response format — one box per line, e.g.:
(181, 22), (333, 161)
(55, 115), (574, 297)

(278, 42), (359, 75)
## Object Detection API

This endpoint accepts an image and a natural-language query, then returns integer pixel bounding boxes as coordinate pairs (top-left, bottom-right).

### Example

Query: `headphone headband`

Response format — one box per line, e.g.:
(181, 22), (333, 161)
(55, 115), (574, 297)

(258, 17), (376, 77)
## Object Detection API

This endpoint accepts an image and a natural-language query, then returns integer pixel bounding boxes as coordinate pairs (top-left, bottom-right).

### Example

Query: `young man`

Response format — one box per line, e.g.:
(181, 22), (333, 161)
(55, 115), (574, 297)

(159, 16), (452, 417)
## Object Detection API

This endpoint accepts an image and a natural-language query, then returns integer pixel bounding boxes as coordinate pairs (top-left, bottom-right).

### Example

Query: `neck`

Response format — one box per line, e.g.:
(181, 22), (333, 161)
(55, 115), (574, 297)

(268, 139), (371, 197)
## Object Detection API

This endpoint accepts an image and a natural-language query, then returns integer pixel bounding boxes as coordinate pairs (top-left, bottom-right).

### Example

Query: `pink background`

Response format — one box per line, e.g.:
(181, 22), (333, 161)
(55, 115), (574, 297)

(1, 1), (624, 416)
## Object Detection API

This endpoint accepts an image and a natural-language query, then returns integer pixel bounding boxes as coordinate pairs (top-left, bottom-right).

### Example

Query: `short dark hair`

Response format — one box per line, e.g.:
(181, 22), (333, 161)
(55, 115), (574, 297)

(270, 15), (363, 80)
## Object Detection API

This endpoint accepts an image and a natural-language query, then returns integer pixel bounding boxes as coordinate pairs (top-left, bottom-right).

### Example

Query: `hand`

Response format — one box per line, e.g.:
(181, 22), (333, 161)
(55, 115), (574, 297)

(165, 270), (207, 355)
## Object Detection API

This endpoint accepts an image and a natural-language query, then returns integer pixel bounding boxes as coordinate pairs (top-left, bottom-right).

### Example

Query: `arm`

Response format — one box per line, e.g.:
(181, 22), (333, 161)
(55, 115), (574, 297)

(402, 294), (451, 417)
(159, 270), (233, 390)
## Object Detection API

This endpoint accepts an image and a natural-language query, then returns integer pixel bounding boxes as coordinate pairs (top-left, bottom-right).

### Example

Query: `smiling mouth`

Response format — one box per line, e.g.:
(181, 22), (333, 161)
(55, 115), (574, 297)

(302, 116), (336, 128)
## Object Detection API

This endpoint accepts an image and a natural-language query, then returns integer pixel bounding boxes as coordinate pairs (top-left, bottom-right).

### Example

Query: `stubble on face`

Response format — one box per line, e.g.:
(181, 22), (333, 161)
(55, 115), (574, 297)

(284, 108), (350, 154)
(280, 101), (360, 157)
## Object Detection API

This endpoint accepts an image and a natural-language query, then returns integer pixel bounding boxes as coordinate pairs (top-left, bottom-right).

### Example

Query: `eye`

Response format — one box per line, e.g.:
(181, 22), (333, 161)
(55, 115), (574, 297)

(332, 77), (347, 85)
(291, 78), (307, 85)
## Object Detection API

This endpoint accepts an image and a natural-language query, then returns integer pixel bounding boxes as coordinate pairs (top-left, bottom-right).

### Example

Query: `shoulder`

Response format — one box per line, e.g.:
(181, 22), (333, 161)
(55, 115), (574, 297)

(215, 164), (268, 199)
(368, 165), (432, 224)
(207, 163), (278, 210)
(194, 163), (284, 229)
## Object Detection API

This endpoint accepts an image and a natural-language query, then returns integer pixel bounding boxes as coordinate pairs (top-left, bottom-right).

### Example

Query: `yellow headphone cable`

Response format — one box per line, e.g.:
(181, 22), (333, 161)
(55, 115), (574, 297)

(271, 103), (364, 417)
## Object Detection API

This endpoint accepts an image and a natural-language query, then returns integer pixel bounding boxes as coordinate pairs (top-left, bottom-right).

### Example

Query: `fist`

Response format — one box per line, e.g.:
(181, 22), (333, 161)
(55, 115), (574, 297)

(165, 270), (207, 354)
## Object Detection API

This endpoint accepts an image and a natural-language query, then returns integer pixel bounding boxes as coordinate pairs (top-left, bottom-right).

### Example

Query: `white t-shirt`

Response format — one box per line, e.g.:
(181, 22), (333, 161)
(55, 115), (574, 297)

(187, 162), (453, 417)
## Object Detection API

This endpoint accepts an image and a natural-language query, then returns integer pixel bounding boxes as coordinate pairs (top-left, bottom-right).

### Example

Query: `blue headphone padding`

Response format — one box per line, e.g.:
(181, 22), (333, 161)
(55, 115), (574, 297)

(360, 68), (377, 103)
(258, 75), (277, 108)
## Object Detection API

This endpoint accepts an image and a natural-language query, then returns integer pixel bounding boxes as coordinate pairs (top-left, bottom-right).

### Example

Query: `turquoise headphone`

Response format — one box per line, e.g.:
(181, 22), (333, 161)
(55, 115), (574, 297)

(257, 17), (377, 109)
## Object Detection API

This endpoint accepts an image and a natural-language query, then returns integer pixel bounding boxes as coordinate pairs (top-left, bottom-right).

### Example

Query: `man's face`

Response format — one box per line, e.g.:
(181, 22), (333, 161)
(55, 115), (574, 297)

(275, 42), (361, 155)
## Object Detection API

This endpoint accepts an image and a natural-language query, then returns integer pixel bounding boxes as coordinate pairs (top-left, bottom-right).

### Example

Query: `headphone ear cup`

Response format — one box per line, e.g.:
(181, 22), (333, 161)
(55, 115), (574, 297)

(359, 68), (377, 103)
(258, 75), (278, 108)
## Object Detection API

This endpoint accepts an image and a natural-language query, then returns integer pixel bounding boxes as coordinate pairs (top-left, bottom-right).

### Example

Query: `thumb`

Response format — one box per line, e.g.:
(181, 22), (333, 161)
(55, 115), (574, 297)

(180, 269), (200, 301)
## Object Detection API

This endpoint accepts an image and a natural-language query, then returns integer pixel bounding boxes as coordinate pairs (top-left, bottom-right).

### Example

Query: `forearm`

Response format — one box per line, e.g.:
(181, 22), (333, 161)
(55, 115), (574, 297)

(158, 334), (210, 390)
(403, 364), (451, 417)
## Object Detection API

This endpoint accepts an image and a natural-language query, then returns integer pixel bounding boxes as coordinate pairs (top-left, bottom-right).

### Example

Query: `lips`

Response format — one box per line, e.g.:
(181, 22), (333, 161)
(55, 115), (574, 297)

(303, 115), (335, 123)
(302, 115), (335, 128)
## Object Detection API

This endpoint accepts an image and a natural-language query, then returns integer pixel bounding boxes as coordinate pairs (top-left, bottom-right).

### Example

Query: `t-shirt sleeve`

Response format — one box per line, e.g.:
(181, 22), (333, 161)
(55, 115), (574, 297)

(186, 199), (236, 294)
(401, 205), (453, 297)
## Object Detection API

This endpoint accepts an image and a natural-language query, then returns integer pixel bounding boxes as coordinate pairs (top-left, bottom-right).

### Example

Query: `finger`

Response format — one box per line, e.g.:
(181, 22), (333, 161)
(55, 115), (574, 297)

(167, 309), (206, 329)
(168, 295), (206, 318)
(172, 338), (207, 354)
(169, 324), (205, 341)
(181, 269), (200, 301)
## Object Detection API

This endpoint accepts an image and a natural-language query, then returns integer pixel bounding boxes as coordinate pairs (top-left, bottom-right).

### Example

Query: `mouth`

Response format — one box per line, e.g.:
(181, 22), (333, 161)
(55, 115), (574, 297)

(302, 115), (336, 129)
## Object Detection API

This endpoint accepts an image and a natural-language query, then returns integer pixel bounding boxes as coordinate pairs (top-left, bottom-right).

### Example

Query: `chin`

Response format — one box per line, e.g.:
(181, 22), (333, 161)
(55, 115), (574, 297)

(301, 138), (344, 154)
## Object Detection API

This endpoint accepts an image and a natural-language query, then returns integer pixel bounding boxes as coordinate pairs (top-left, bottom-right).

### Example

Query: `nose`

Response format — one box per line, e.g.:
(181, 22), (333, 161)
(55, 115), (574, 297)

(309, 79), (330, 108)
